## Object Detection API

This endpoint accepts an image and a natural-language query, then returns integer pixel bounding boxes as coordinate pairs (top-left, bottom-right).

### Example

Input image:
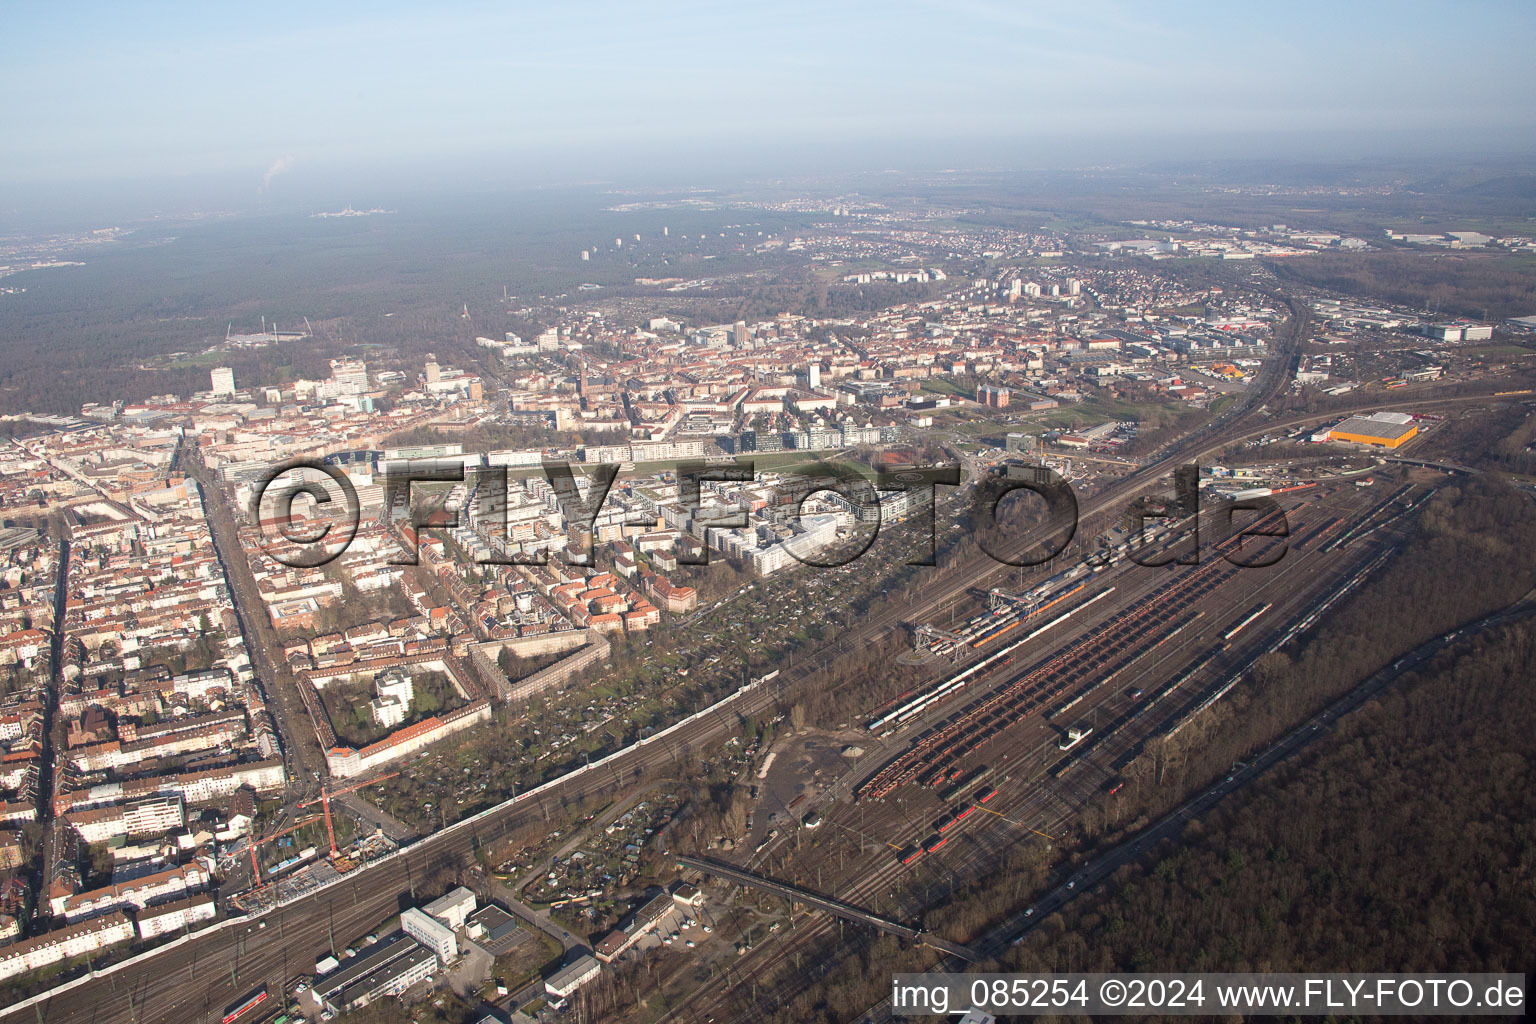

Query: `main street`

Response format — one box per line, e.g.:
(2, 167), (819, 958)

(185, 446), (323, 793)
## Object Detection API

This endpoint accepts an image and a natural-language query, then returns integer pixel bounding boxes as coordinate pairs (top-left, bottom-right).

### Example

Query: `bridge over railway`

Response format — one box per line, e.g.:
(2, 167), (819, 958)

(675, 854), (978, 960)
(1385, 455), (1476, 474)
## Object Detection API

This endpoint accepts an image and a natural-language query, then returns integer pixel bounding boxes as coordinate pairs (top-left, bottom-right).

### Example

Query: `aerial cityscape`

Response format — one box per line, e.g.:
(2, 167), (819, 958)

(0, 3), (1533, 1023)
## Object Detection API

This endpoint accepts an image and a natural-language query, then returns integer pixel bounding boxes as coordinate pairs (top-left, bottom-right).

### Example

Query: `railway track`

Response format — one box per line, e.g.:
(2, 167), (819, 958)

(670, 485), (1417, 1024)
(857, 506), (1290, 803)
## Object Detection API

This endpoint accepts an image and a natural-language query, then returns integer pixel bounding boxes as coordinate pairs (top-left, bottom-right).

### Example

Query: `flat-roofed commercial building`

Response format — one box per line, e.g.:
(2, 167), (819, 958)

(314, 934), (419, 1005)
(340, 944), (436, 1009)
(1327, 412), (1419, 449)
(465, 904), (529, 957)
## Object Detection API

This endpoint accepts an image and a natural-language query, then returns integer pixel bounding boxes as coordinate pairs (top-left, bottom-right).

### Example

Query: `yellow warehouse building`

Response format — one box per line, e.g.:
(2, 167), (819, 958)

(1327, 414), (1419, 448)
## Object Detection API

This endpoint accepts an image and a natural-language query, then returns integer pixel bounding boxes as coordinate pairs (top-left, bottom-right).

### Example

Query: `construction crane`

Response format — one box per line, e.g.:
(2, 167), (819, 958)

(913, 624), (966, 660)
(988, 587), (1039, 616)
(298, 772), (399, 859)
(246, 813), (323, 887)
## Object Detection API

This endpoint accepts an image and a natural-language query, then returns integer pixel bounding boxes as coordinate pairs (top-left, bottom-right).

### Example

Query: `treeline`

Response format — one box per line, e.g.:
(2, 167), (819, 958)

(0, 306), (491, 416)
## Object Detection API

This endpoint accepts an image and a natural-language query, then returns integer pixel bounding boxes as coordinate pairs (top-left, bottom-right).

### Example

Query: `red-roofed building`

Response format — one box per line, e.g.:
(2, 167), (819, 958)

(646, 577), (697, 614)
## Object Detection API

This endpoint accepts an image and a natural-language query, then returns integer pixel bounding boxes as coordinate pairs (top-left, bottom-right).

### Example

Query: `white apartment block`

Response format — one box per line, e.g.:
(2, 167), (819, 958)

(423, 886), (476, 931)
(65, 794), (185, 844)
(331, 358), (369, 395)
(136, 893), (217, 939)
(53, 862), (210, 922)
(0, 912), (135, 982)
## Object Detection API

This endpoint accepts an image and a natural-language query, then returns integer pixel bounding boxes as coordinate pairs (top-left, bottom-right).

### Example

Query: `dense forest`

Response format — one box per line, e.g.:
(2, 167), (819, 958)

(1270, 249), (1536, 321)
(0, 194), (814, 414)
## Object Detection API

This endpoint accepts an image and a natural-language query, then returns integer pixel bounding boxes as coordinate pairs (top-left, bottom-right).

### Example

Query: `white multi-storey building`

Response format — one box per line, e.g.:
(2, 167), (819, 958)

(401, 907), (457, 966)
(0, 912), (135, 981)
(136, 893), (216, 939)
(54, 862), (210, 922)
(330, 358), (369, 395)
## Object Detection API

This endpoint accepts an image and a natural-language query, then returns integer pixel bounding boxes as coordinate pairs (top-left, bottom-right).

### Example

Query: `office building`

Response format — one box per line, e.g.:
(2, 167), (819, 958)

(402, 906), (457, 966)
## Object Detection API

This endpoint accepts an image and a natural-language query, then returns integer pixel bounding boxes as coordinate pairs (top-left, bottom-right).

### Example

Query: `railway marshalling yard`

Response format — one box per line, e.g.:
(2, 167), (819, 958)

(677, 473), (1440, 1024)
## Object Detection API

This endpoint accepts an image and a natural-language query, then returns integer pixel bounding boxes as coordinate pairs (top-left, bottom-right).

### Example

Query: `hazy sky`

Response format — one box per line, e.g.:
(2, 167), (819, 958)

(4, 0), (1534, 190)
